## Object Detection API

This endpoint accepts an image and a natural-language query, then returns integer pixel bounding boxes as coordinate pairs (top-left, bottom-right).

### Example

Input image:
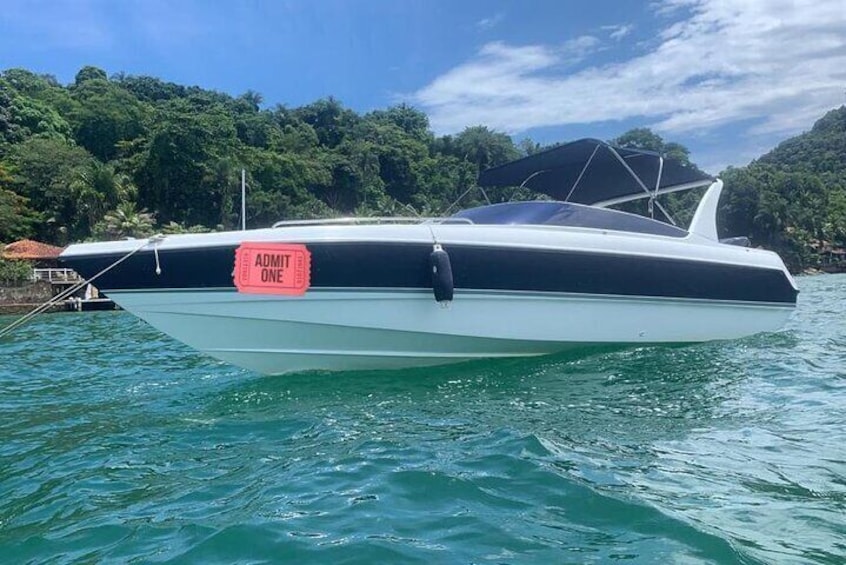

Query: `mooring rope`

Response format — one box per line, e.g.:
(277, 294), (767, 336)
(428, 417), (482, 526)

(0, 234), (165, 340)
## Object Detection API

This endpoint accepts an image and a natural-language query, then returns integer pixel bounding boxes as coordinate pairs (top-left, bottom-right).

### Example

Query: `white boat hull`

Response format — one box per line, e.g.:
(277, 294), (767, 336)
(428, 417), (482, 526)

(108, 288), (794, 375)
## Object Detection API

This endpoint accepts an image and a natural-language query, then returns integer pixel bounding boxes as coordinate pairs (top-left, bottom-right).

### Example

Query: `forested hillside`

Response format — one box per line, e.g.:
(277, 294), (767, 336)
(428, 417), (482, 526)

(1, 66), (844, 272)
(719, 106), (846, 271)
(0, 66), (522, 246)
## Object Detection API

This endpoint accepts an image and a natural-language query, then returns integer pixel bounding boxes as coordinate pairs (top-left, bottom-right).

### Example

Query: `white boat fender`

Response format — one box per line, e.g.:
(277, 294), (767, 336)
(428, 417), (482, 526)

(430, 244), (454, 303)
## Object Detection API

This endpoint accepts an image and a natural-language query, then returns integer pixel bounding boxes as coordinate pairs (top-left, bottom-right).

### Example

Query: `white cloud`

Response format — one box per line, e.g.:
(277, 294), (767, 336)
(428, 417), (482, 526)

(602, 23), (634, 41)
(476, 13), (504, 31)
(413, 0), (846, 159)
(561, 35), (602, 61)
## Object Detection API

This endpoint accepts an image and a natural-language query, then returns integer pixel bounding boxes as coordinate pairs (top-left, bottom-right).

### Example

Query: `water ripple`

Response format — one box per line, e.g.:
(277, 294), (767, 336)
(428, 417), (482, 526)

(1, 275), (845, 563)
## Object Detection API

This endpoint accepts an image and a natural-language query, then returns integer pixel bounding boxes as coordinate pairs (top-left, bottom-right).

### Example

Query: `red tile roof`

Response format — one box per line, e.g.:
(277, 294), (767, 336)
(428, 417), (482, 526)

(2, 239), (65, 260)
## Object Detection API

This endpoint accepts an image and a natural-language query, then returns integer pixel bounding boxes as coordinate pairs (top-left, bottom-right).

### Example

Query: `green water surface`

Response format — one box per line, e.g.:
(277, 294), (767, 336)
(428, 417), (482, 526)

(1, 275), (844, 564)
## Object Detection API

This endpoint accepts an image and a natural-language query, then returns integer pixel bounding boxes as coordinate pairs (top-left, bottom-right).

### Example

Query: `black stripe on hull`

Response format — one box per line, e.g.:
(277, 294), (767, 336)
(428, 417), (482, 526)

(61, 242), (798, 304)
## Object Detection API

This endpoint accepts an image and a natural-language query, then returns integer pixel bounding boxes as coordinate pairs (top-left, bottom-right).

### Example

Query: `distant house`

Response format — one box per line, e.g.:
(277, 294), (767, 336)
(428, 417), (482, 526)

(2, 239), (65, 268)
(2, 240), (103, 304)
(1, 239), (82, 285)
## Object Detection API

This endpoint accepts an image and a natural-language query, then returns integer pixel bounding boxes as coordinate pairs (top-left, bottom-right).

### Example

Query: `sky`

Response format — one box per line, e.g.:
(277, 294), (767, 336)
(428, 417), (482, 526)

(1, 0), (845, 173)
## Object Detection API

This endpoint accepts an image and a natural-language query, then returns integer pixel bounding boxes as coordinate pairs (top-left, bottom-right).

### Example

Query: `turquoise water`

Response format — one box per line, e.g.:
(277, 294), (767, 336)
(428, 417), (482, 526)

(1, 275), (844, 564)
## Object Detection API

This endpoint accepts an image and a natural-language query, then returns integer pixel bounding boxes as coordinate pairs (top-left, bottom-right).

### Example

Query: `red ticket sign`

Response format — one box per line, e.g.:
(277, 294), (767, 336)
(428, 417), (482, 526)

(234, 243), (311, 295)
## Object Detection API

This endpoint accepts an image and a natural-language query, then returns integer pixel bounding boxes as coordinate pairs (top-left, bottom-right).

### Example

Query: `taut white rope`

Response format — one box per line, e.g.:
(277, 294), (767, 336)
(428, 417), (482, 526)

(0, 234), (165, 339)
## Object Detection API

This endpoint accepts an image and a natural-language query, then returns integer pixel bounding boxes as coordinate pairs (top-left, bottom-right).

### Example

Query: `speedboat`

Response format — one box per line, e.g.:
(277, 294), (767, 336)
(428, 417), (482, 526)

(60, 139), (798, 374)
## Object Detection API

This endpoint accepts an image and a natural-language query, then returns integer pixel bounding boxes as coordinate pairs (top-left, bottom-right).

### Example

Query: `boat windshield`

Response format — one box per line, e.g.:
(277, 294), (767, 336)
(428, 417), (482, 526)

(452, 201), (688, 238)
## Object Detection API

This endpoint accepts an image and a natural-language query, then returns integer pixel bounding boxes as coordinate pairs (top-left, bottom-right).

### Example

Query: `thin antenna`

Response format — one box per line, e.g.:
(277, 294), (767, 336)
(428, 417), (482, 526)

(241, 169), (246, 231)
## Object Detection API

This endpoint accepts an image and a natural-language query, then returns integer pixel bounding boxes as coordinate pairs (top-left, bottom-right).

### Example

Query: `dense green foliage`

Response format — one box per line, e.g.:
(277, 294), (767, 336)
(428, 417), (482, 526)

(0, 67), (515, 246)
(719, 107), (846, 271)
(0, 66), (843, 272)
(0, 257), (32, 285)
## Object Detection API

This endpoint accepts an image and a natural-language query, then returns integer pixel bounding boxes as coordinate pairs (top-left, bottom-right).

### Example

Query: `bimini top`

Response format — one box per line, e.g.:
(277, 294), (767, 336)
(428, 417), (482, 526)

(477, 138), (714, 207)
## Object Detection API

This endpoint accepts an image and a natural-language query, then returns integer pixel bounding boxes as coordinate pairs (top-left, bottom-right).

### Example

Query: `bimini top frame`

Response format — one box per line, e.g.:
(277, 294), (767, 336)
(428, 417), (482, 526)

(477, 138), (714, 209)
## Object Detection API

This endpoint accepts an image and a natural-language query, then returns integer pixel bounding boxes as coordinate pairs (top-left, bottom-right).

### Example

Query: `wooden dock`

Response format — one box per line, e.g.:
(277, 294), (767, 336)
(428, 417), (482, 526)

(34, 268), (117, 312)
(65, 297), (117, 312)
(1, 269), (118, 316)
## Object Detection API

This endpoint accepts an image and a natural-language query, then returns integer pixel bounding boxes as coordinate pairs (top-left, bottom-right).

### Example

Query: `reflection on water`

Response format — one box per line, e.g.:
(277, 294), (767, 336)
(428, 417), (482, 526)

(0, 275), (844, 563)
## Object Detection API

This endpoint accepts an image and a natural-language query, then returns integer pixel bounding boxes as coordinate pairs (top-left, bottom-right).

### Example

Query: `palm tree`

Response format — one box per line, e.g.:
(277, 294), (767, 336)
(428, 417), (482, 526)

(94, 202), (155, 240)
(71, 162), (140, 235)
